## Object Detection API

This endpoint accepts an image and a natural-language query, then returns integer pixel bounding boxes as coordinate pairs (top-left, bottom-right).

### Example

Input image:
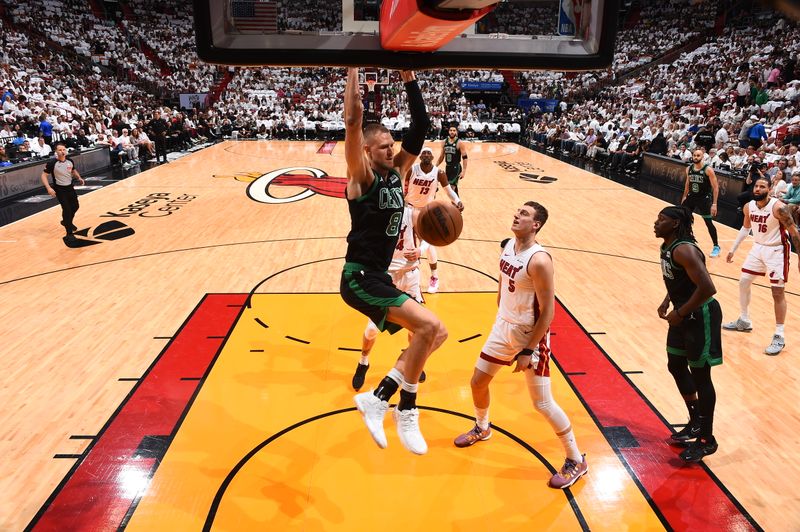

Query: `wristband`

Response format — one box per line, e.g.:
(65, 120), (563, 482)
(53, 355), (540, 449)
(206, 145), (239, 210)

(519, 348), (534, 357)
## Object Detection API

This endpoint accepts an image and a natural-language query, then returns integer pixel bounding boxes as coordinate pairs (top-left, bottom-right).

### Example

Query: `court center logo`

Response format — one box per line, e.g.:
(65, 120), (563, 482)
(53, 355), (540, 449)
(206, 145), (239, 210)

(215, 167), (347, 204)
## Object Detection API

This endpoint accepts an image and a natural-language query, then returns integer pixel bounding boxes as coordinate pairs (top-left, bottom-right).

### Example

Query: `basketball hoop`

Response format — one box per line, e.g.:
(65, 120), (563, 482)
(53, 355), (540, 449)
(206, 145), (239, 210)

(365, 79), (377, 93)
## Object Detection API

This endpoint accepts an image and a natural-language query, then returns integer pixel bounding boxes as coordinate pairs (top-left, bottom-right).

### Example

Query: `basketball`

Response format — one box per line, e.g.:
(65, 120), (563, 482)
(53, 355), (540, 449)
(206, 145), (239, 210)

(415, 200), (463, 247)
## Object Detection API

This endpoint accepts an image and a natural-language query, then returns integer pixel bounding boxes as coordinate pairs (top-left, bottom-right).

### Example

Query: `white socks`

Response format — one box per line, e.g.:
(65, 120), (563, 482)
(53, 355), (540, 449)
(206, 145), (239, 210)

(387, 367), (404, 385)
(401, 381), (418, 393)
(427, 245), (438, 266)
(739, 273), (755, 321)
(475, 407), (489, 430)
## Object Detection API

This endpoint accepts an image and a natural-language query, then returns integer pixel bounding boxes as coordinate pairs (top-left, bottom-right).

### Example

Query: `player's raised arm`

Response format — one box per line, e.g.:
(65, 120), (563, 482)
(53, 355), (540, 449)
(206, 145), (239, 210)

(344, 67), (371, 199)
(393, 71), (431, 176)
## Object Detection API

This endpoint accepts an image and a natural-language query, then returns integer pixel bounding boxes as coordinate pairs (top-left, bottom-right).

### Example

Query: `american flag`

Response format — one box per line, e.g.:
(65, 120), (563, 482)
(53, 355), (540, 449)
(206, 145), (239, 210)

(230, 1), (278, 33)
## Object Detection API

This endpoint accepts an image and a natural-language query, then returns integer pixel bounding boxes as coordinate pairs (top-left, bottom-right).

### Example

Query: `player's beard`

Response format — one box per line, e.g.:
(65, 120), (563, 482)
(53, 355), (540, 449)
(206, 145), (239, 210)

(753, 191), (769, 201)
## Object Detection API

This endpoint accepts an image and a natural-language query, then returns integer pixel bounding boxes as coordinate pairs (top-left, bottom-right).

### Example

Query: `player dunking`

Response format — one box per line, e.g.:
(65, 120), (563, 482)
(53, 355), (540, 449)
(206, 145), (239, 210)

(352, 204), (427, 391)
(405, 146), (463, 293)
(341, 68), (447, 455)
(723, 176), (800, 355)
(655, 205), (722, 462)
(681, 149), (721, 258)
(453, 201), (588, 489)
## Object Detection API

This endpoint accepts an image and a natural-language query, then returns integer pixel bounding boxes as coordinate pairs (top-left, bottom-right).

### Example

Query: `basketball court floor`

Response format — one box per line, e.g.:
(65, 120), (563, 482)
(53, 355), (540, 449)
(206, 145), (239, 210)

(2, 140), (795, 530)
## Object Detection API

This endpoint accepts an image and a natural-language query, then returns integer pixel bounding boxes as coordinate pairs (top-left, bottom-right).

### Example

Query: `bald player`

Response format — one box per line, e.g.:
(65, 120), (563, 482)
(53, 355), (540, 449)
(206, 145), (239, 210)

(405, 146), (463, 293)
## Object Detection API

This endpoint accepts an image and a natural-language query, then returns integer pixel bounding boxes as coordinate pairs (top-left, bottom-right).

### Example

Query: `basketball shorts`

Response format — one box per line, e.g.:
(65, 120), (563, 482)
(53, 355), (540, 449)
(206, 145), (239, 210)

(682, 194), (713, 218)
(476, 316), (551, 377)
(446, 165), (461, 187)
(341, 263), (410, 334)
(391, 267), (423, 304)
(666, 298), (723, 367)
(741, 242), (789, 287)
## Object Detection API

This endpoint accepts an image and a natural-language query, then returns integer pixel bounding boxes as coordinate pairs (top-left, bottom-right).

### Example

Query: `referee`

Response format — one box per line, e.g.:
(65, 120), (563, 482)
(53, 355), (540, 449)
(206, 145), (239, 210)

(41, 144), (84, 242)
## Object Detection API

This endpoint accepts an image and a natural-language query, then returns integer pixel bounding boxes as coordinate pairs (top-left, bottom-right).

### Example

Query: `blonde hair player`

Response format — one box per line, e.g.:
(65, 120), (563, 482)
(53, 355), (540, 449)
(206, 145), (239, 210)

(453, 201), (588, 489)
(341, 68), (447, 455)
(405, 146), (464, 293)
(723, 176), (800, 355)
(352, 203), (427, 391)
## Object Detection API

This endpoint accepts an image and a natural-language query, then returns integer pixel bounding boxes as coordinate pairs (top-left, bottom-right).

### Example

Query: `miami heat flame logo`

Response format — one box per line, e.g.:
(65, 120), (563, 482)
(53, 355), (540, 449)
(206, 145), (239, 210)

(214, 167), (347, 204)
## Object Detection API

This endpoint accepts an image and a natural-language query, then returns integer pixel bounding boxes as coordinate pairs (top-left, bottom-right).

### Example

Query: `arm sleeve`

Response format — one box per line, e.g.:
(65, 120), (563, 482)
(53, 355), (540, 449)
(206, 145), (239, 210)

(443, 184), (461, 204)
(730, 226), (751, 254)
(43, 160), (54, 174)
(401, 81), (430, 156)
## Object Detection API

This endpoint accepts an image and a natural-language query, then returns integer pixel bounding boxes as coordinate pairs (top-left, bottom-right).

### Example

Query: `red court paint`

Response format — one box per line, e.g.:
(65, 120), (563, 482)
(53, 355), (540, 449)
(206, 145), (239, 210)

(317, 141), (337, 154)
(551, 300), (757, 531)
(29, 294), (759, 531)
(28, 294), (245, 531)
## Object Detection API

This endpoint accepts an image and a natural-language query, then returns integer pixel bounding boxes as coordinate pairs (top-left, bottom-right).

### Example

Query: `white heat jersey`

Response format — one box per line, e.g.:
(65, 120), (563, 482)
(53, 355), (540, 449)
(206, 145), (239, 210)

(498, 238), (549, 326)
(405, 163), (439, 208)
(748, 198), (788, 246)
(389, 206), (418, 274)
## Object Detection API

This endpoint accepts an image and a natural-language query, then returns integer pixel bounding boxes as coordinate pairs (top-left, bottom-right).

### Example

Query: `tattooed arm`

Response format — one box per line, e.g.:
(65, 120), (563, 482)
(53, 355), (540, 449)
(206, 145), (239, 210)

(774, 201), (800, 273)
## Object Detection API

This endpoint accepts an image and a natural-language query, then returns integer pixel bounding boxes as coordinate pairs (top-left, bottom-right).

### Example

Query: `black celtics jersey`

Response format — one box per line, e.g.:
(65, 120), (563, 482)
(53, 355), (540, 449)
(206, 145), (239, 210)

(345, 168), (405, 272)
(443, 137), (462, 183)
(660, 239), (704, 307)
(687, 163), (711, 197)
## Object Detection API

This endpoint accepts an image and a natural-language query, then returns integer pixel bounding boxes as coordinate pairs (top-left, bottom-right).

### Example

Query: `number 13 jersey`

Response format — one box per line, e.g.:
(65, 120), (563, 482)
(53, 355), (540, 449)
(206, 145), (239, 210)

(405, 163), (439, 208)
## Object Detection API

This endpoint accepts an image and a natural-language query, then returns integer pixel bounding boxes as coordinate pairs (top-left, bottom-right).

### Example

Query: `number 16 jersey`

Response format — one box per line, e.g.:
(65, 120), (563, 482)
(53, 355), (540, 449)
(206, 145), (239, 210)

(748, 197), (787, 246)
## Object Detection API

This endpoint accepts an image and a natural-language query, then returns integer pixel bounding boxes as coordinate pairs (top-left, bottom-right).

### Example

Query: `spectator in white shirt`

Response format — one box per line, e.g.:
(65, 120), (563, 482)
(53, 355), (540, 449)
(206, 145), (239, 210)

(771, 169), (789, 198)
(33, 136), (52, 157)
(715, 124), (729, 147)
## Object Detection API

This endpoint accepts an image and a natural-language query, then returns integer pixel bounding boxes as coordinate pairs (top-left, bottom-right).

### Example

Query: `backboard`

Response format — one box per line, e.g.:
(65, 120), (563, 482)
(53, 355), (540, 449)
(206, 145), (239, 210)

(194, 0), (618, 70)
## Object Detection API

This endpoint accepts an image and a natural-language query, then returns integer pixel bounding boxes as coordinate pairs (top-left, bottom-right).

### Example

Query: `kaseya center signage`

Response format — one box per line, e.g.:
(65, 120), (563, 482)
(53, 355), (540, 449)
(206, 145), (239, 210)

(65, 192), (198, 248)
(101, 192), (198, 218)
(493, 161), (558, 184)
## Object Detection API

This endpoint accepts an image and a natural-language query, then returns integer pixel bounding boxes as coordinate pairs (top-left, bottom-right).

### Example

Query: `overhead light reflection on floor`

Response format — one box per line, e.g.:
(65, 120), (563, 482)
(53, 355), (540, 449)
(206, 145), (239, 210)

(117, 464), (152, 499)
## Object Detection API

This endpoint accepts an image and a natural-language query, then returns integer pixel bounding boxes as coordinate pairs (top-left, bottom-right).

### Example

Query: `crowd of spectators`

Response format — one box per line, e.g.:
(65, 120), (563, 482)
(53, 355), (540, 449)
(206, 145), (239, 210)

(1, 0), (799, 209)
(278, 0), (342, 31)
(524, 10), (799, 185)
(476, 1), (559, 35)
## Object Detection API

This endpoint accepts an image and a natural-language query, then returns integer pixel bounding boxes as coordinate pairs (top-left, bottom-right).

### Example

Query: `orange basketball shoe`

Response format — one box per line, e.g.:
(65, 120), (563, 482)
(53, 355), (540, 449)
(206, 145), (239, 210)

(454, 424), (492, 447)
(548, 455), (588, 489)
